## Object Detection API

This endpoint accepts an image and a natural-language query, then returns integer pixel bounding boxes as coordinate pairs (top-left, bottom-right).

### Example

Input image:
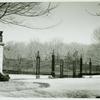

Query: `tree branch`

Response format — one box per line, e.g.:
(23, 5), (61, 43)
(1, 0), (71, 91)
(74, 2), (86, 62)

(1, 18), (62, 30)
(0, 3), (10, 19)
(0, 2), (59, 29)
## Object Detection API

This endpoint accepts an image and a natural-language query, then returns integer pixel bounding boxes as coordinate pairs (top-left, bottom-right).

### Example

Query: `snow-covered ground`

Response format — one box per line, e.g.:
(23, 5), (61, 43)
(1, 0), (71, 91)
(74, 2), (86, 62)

(0, 74), (100, 98)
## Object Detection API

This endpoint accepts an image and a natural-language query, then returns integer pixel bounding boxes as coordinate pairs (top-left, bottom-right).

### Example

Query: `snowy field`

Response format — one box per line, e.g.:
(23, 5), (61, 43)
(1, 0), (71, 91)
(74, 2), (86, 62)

(0, 74), (100, 98)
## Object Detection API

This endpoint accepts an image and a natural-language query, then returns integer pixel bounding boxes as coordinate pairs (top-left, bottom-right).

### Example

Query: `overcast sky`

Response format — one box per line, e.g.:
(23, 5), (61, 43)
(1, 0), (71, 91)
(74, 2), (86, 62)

(0, 2), (100, 44)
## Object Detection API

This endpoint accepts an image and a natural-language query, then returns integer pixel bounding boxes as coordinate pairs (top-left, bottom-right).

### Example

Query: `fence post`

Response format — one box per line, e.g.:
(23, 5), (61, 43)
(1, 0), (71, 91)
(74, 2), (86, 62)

(60, 59), (64, 78)
(51, 50), (55, 77)
(89, 58), (92, 75)
(79, 55), (83, 78)
(36, 51), (40, 79)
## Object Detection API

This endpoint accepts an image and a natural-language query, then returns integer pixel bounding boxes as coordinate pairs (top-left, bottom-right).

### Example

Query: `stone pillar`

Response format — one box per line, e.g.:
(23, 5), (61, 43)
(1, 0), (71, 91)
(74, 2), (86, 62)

(0, 31), (4, 74)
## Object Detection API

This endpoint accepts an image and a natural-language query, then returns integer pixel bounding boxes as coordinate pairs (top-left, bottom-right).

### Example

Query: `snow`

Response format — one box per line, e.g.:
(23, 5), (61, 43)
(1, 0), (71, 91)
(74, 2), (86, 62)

(10, 74), (49, 80)
(0, 74), (100, 98)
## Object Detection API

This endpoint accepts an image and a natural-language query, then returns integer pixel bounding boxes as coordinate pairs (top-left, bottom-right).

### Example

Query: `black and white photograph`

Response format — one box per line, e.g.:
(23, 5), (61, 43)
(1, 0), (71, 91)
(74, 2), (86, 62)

(0, 1), (100, 99)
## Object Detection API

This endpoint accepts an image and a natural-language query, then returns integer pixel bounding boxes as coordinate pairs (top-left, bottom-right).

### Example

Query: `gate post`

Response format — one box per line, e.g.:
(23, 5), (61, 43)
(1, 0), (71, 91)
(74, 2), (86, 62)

(73, 60), (76, 78)
(79, 55), (83, 78)
(51, 50), (55, 77)
(0, 31), (4, 74)
(60, 59), (64, 78)
(85, 62), (87, 74)
(89, 58), (92, 75)
(36, 51), (40, 79)
(0, 31), (10, 81)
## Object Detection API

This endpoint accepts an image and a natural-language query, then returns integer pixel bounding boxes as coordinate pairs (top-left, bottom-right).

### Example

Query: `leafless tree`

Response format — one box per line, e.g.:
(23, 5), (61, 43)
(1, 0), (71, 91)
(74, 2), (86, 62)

(0, 2), (58, 29)
(86, 3), (100, 16)
(93, 28), (100, 43)
(86, 28), (100, 65)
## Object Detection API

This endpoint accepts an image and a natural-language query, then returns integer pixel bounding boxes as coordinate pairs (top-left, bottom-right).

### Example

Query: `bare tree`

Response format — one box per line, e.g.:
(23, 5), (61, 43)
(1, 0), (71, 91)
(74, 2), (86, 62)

(86, 28), (100, 65)
(86, 3), (100, 16)
(93, 28), (100, 43)
(0, 2), (58, 29)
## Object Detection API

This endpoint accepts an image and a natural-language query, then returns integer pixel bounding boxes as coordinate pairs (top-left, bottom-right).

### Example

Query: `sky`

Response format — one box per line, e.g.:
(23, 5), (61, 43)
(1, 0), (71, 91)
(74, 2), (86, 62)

(0, 2), (100, 44)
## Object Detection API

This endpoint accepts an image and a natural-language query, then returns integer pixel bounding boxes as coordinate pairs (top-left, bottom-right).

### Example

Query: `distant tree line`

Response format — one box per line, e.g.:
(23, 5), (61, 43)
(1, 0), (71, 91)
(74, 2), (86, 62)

(3, 40), (88, 62)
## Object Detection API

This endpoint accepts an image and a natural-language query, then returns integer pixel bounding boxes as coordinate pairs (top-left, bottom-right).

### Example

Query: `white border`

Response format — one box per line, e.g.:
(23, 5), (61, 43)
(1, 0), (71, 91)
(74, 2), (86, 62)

(0, 0), (100, 2)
